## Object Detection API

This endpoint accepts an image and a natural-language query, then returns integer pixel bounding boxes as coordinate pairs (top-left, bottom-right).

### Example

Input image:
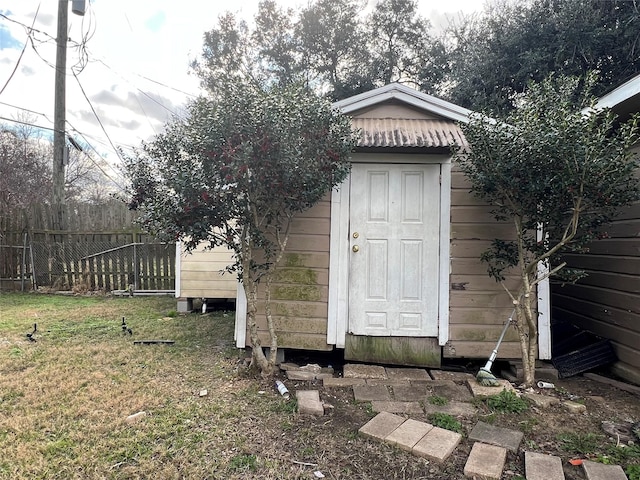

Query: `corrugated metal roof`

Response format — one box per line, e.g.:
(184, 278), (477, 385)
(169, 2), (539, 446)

(352, 118), (467, 149)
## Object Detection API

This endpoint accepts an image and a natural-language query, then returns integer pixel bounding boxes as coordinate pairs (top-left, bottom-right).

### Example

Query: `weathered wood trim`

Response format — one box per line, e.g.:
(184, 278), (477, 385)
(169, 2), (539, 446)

(175, 242), (181, 298)
(328, 176), (351, 348)
(439, 160), (451, 346)
(234, 283), (246, 348)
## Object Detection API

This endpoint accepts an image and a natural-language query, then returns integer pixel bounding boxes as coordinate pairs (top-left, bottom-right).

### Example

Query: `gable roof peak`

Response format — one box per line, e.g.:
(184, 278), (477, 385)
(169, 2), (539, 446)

(333, 83), (473, 123)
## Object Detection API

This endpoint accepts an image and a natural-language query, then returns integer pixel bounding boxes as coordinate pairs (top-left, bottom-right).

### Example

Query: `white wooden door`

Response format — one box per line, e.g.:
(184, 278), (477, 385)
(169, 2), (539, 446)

(348, 163), (441, 337)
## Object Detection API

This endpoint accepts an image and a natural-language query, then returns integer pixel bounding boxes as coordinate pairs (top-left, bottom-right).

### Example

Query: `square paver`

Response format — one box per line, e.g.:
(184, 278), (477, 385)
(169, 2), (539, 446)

(429, 370), (474, 383)
(466, 379), (516, 398)
(344, 364), (388, 379)
(423, 400), (477, 417)
(392, 384), (428, 401)
(525, 451), (565, 480)
(412, 426), (462, 463)
(464, 442), (507, 480)
(353, 384), (392, 401)
(386, 367), (431, 381)
(469, 421), (523, 452)
(323, 377), (366, 388)
(359, 412), (405, 441)
(371, 401), (423, 414)
(385, 419), (433, 451)
(296, 390), (324, 415)
(582, 460), (628, 480)
(366, 379), (410, 387)
(431, 382), (473, 402)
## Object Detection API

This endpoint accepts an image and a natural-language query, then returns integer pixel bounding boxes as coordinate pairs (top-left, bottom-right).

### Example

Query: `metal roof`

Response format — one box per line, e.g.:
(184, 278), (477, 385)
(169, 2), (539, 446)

(352, 117), (468, 149)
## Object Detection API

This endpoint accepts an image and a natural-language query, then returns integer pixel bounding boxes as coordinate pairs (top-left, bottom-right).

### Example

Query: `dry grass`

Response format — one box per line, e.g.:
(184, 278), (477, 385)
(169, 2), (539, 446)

(0, 293), (403, 480)
(0, 293), (266, 479)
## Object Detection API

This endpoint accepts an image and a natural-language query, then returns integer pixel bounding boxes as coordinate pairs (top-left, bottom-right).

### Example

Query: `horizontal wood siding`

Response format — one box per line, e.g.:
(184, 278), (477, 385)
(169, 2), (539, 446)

(446, 168), (523, 359)
(248, 199), (332, 351)
(179, 246), (237, 298)
(552, 152), (640, 372)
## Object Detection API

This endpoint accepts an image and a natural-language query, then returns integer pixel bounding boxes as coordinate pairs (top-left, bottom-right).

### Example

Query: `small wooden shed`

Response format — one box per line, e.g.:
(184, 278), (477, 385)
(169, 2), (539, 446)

(177, 83), (552, 366)
(552, 75), (640, 383)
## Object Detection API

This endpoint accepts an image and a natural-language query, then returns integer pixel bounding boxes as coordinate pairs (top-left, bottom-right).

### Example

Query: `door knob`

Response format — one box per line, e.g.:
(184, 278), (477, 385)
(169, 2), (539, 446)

(352, 245), (359, 252)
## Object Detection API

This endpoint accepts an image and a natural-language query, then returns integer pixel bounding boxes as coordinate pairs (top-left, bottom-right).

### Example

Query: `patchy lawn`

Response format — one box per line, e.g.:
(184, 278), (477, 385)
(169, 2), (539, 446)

(0, 293), (639, 480)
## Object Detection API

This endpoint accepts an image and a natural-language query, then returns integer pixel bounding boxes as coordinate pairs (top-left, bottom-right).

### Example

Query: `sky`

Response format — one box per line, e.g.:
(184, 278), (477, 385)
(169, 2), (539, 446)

(0, 0), (481, 188)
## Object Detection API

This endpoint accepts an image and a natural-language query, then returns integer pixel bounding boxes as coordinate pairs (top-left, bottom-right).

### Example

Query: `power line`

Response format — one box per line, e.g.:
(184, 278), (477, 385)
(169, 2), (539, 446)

(71, 68), (124, 164)
(0, 4), (41, 96)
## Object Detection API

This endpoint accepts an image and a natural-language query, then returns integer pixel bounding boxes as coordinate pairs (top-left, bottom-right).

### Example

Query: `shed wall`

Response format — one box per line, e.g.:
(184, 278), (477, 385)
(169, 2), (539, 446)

(178, 245), (236, 299)
(552, 144), (640, 374)
(249, 198), (333, 351)
(444, 166), (523, 359)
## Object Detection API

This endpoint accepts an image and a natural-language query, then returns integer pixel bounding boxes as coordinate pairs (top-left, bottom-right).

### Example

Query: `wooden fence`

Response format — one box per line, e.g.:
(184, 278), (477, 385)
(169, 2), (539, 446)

(0, 202), (175, 292)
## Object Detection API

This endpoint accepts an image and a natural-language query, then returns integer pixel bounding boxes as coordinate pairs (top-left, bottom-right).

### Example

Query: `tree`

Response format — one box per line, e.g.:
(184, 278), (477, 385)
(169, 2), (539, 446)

(443, 0), (640, 114)
(124, 81), (357, 375)
(454, 74), (639, 387)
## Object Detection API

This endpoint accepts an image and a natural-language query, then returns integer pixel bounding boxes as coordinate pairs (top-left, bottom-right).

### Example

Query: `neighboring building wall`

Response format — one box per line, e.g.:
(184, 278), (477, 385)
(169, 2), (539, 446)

(178, 244), (237, 303)
(250, 198), (333, 351)
(552, 144), (640, 375)
(444, 165), (523, 359)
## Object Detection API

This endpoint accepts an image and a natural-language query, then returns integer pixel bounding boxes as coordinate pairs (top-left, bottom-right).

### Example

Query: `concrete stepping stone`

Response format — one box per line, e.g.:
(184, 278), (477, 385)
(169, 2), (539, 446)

(371, 401), (423, 414)
(366, 379), (410, 387)
(423, 400), (477, 417)
(469, 421), (523, 452)
(322, 377), (366, 387)
(582, 460), (628, 480)
(296, 390), (324, 415)
(359, 412), (405, 441)
(392, 384), (428, 401)
(385, 419), (433, 452)
(344, 364), (387, 379)
(525, 451), (565, 480)
(463, 442), (507, 479)
(353, 384), (391, 401)
(431, 382), (473, 402)
(412, 426), (462, 463)
(429, 370), (475, 383)
(386, 367), (431, 381)
(523, 392), (560, 408)
(466, 379), (516, 398)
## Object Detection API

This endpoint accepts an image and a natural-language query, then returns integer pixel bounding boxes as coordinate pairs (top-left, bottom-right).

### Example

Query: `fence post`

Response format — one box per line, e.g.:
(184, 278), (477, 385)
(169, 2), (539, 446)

(133, 232), (139, 290)
(21, 232), (27, 291)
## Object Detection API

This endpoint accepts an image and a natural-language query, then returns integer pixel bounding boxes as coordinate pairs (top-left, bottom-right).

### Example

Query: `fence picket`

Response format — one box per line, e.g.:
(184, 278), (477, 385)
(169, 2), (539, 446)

(1, 202), (174, 292)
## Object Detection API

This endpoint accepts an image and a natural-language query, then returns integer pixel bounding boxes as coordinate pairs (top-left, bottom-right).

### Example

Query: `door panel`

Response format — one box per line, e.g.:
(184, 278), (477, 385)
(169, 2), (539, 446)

(349, 163), (440, 337)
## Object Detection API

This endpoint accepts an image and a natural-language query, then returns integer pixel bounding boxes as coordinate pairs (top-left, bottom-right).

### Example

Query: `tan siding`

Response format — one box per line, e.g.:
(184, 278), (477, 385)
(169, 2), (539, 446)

(446, 165), (523, 360)
(246, 198), (332, 350)
(179, 244), (237, 299)
(352, 103), (439, 120)
(445, 341), (521, 359)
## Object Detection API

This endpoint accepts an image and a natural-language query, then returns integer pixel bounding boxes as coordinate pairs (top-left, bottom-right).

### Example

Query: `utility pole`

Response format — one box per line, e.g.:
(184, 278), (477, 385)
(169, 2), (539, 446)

(52, 0), (85, 231)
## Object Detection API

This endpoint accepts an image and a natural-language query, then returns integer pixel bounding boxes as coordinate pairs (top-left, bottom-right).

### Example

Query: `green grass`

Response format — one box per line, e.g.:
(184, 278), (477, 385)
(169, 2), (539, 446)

(427, 395), (448, 406)
(557, 432), (603, 455)
(427, 412), (463, 434)
(486, 389), (529, 414)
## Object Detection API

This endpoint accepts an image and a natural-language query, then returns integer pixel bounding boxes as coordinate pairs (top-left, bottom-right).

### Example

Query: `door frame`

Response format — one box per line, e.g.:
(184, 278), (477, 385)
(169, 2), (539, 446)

(327, 153), (452, 348)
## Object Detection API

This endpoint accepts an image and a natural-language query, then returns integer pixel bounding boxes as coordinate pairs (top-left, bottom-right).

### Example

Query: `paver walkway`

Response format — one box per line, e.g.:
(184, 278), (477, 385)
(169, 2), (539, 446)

(359, 413), (462, 463)
(291, 363), (630, 479)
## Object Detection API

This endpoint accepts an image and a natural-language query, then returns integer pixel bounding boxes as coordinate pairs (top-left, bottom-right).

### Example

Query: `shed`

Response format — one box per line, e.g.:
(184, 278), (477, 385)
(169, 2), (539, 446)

(177, 83), (552, 366)
(552, 74), (640, 384)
